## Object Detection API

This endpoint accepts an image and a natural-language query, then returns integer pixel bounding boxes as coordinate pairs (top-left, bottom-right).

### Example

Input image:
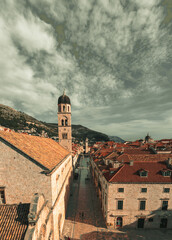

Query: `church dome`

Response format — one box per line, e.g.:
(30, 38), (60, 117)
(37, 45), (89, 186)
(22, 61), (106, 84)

(58, 91), (71, 105)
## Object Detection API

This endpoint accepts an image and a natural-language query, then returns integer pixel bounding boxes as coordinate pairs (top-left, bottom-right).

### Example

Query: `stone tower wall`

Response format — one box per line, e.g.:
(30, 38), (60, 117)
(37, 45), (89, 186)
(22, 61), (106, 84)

(58, 103), (72, 152)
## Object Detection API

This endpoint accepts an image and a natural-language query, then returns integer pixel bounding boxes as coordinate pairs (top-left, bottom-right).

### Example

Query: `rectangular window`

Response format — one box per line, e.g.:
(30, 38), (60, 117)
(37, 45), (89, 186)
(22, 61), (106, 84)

(118, 188), (124, 192)
(148, 217), (153, 222)
(162, 201), (168, 210)
(164, 188), (170, 193)
(140, 171), (148, 177)
(62, 133), (67, 139)
(140, 200), (146, 210)
(141, 188), (147, 193)
(105, 194), (107, 205)
(0, 188), (6, 204)
(117, 200), (123, 210)
(162, 171), (171, 177)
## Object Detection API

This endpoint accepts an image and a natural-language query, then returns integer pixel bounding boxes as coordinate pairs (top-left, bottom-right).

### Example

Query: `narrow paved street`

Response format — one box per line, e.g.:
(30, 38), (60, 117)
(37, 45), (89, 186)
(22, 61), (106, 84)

(62, 156), (107, 239)
(62, 156), (172, 240)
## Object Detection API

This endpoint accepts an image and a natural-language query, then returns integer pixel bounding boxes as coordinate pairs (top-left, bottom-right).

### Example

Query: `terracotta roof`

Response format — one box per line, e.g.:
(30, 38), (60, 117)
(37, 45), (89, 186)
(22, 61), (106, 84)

(0, 131), (70, 171)
(105, 151), (118, 159)
(124, 148), (152, 154)
(116, 153), (172, 163)
(0, 203), (30, 240)
(103, 161), (172, 183)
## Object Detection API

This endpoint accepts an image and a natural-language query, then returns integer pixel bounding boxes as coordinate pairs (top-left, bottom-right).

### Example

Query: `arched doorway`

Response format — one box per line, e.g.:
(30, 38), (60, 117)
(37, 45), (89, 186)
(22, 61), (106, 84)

(116, 217), (123, 228)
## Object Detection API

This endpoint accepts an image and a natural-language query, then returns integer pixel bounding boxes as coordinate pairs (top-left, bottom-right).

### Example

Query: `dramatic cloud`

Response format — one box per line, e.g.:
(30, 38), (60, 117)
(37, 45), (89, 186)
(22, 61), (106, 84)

(0, 0), (172, 140)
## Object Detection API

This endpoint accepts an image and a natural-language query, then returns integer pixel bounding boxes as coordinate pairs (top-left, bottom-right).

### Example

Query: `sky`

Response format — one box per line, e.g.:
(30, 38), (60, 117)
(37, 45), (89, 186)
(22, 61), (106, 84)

(0, 0), (172, 141)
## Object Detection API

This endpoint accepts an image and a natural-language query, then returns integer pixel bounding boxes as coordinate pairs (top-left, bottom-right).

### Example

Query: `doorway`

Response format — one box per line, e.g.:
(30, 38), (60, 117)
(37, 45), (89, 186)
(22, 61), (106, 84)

(138, 218), (145, 228)
(160, 218), (168, 228)
(116, 217), (123, 228)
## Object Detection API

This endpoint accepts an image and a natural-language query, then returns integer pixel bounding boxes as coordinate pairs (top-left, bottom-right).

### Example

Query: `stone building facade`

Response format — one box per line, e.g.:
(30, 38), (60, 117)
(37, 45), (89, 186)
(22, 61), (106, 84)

(90, 147), (172, 229)
(0, 130), (73, 240)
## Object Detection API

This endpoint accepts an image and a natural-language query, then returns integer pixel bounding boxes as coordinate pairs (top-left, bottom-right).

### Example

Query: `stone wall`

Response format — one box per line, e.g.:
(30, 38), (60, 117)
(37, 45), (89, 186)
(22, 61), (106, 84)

(24, 193), (53, 240)
(0, 140), (52, 205)
(51, 160), (73, 240)
(107, 183), (172, 229)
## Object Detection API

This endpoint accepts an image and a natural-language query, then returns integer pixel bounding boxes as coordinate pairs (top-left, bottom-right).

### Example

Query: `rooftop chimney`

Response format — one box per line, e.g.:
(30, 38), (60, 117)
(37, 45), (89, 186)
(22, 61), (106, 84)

(113, 161), (120, 168)
(129, 160), (134, 166)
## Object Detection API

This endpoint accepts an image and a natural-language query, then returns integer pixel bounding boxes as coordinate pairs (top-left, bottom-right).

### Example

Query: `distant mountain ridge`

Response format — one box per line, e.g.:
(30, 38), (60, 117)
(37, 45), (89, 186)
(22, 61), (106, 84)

(108, 136), (125, 143)
(0, 104), (124, 143)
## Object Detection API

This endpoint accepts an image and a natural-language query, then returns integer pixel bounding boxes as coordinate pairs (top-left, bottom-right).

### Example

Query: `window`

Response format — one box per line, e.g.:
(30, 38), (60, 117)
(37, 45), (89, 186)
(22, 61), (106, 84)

(148, 218), (153, 222)
(140, 200), (146, 210)
(62, 133), (67, 139)
(140, 170), (148, 177)
(68, 106), (70, 112)
(162, 171), (171, 177)
(117, 200), (123, 210)
(141, 188), (147, 193)
(56, 175), (59, 192)
(61, 119), (64, 126)
(105, 194), (107, 205)
(162, 200), (168, 210)
(63, 106), (65, 112)
(0, 188), (6, 204)
(65, 119), (68, 126)
(58, 105), (61, 112)
(164, 188), (170, 193)
(118, 188), (124, 192)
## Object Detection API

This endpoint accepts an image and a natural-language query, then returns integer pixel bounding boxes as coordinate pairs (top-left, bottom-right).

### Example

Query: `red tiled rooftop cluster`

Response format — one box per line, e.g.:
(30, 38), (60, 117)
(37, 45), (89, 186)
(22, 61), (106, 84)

(90, 139), (172, 183)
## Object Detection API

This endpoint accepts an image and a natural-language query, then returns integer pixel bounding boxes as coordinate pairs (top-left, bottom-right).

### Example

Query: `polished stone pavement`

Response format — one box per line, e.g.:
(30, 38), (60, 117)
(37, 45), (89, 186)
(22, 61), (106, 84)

(62, 156), (172, 240)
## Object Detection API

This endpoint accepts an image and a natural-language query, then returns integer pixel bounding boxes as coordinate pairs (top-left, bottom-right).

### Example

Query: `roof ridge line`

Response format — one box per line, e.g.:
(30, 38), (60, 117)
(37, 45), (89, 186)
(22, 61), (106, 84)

(0, 136), (49, 171)
(109, 164), (125, 182)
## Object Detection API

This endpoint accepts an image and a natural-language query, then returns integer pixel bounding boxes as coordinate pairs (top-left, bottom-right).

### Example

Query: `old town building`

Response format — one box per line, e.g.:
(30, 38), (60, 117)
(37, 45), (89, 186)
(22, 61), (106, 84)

(0, 92), (73, 240)
(90, 142), (172, 229)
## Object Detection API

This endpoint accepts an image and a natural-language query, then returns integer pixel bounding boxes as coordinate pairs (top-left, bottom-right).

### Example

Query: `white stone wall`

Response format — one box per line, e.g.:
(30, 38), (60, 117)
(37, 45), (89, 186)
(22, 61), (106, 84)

(50, 155), (72, 205)
(107, 183), (172, 229)
(51, 154), (73, 240)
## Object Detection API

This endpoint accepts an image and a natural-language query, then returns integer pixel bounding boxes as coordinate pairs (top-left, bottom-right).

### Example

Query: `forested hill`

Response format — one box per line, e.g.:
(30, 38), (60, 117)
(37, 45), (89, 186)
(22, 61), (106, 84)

(0, 104), (111, 142)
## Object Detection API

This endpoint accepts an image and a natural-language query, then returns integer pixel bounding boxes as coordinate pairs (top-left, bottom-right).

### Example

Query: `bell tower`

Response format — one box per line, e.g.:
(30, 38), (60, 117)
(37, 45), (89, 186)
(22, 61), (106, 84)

(58, 91), (72, 152)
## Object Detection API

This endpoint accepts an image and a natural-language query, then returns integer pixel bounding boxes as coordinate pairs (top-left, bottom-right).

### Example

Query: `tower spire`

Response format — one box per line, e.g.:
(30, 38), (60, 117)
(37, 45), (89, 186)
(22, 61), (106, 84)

(63, 89), (66, 95)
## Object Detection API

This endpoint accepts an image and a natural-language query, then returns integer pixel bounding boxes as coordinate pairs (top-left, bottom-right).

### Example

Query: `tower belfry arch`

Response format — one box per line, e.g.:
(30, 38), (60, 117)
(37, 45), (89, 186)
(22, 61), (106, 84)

(57, 91), (72, 152)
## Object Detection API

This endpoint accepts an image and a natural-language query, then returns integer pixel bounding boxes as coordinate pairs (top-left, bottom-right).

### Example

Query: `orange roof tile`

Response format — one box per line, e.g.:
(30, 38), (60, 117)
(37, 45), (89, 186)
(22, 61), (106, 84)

(105, 161), (172, 183)
(0, 203), (30, 240)
(0, 131), (70, 171)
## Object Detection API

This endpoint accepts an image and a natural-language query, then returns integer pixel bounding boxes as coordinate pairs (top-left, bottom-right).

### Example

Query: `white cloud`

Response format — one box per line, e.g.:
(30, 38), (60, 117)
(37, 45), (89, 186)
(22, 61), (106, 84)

(12, 15), (56, 53)
(0, 0), (172, 139)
